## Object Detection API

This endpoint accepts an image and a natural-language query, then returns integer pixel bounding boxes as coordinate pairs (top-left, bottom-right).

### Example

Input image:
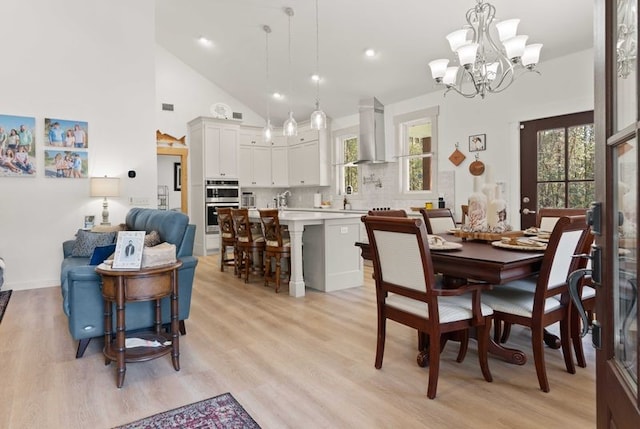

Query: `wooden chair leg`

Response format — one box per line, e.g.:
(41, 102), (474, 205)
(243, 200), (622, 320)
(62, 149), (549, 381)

(274, 255), (281, 293)
(560, 318), (576, 375)
(375, 313), (386, 369)
(427, 329), (441, 399)
(456, 330), (469, 363)
(572, 308), (587, 368)
(532, 326), (550, 392)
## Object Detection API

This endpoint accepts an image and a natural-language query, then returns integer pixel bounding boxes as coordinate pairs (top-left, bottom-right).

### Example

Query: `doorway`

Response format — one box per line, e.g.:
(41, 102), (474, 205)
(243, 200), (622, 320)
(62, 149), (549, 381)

(519, 111), (595, 229)
(157, 146), (188, 214)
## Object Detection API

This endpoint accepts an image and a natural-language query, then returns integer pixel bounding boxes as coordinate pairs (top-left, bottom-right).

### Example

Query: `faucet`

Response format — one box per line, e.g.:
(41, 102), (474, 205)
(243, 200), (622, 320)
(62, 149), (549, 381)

(275, 190), (291, 208)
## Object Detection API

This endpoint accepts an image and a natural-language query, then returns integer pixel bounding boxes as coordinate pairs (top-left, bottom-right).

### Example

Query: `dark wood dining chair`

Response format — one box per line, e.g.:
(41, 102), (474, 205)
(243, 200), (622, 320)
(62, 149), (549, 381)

(259, 209), (291, 293)
(536, 207), (586, 232)
(217, 207), (237, 273)
(481, 215), (590, 392)
(419, 208), (456, 234)
(231, 208), (265, 283)
(362, 215), (493, 399)
(367, 209), (407, 217)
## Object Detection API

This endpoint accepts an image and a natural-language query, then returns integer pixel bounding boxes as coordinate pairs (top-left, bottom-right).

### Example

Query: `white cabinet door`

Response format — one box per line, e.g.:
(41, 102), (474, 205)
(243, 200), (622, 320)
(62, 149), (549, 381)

(252, 146), (271, 186)
(239, 145), (271, 187)
(219, 127), (238, 177)
(271, 146), (288, 186)
(239, 145), (253, 185)
(239, 127), (267, 147)
(289, 140), (321, 186)
(288, 143), (306, 186)
(204, 124), (222, 177)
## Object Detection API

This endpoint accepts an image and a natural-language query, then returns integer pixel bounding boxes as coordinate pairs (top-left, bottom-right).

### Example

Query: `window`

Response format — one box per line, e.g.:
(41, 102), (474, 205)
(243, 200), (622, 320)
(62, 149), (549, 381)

(395, 107), (439, 195)
(335, 126), (359, 194)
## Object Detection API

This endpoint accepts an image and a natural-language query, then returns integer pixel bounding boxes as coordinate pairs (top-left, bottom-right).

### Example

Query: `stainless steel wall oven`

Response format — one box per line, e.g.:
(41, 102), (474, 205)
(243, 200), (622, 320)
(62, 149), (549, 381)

(205, 179), (240, 234)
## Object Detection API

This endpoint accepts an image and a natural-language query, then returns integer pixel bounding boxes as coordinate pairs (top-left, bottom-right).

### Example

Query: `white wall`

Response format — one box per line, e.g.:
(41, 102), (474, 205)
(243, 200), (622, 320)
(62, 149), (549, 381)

(0, 0), (156, 291)
(326, 49), (595, 226)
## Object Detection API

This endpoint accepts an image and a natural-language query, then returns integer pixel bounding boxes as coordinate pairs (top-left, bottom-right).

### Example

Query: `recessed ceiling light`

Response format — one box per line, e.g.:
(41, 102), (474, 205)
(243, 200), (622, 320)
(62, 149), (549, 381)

(365, 48), (376, 57)
(273, 92), (283, 99)
(311, 74), (320, 82)
(198, 36), (213, 46)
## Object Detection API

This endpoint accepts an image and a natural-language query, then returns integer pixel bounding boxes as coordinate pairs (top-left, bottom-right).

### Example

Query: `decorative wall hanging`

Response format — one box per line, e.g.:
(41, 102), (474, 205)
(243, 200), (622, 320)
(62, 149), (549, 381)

(469, 133), (486, 152)
(156, 130), (186, 146)
(44, 149), (88, 178)
(0, 114), (36, 177)
(44, 118), (88, 149)
(469, 153), (485, 176)
(448, 142), (466, 166)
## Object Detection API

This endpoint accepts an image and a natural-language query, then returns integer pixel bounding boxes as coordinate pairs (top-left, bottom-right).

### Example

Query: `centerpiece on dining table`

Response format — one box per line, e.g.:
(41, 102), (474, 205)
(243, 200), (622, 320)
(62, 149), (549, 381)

(454, 169), (523, 242)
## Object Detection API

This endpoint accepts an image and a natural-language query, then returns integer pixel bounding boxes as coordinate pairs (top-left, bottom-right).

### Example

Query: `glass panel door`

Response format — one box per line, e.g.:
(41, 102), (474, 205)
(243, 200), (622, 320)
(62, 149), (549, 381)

(615, 0), (638, 131)
(614, 137), (638, 387)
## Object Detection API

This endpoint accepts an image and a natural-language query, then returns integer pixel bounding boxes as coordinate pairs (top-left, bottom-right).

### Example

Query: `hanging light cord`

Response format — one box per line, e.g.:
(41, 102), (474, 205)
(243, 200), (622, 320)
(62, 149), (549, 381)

(315, 0), (320, 106)
(264, 25), (271, 121)
(288, 9), (293, 113)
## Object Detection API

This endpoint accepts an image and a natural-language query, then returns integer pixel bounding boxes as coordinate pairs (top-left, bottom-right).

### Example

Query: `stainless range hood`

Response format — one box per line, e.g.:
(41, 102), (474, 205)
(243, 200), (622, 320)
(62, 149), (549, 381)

(355, 97), (386, 164)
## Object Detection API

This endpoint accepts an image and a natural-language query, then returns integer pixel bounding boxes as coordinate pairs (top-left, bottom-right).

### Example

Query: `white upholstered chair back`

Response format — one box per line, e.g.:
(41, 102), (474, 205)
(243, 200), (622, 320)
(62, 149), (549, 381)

(547, 229), (584, 291)
(373, 230), (427, 292)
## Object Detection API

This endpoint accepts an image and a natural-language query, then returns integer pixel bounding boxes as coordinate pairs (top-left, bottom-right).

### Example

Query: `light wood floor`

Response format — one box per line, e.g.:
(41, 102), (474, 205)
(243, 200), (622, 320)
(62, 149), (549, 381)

(0, 255), (595, 428)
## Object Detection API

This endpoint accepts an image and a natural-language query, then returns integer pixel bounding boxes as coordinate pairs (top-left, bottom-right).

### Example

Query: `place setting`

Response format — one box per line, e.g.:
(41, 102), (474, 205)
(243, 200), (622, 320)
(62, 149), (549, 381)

(491, 236), (548, 251)
(428, 234), (463, 251)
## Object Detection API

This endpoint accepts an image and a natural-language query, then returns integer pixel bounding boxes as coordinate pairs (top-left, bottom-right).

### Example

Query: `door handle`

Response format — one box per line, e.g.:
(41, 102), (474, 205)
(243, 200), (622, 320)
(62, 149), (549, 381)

(522, 208), (536, 215)
(567, 267), (593, 337)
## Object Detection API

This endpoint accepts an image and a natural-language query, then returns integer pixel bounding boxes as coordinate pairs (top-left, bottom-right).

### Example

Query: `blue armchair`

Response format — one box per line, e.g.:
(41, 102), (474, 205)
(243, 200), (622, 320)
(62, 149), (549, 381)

(60, 208), (198, 358)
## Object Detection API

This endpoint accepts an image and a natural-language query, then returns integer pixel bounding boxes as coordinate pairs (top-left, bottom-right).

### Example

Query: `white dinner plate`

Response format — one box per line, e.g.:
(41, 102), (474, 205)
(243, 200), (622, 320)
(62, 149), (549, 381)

(429, 241), (463, 251)
(491, 241), (547, 251)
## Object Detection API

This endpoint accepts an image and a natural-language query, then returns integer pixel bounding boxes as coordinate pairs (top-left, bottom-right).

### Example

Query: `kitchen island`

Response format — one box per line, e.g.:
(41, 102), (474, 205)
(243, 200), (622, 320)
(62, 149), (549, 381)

(249, 210), (364, 297)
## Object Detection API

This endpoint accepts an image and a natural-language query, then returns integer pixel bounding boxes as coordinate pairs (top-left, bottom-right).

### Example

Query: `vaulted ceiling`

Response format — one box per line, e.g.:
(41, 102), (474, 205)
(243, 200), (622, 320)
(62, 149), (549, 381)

(155, 0), (593, 124)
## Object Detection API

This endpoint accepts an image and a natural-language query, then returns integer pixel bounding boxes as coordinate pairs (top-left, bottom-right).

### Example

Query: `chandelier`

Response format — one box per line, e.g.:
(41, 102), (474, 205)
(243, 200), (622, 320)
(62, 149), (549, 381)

(617, 0), (637, 78)
(428, 0), (543, 99)
(262, 25), (273, 143)
(309, 0), (326, 129)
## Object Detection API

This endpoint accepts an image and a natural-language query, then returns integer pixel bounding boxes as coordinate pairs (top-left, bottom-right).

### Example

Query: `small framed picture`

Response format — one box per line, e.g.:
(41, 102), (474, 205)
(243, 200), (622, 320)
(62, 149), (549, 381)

(469, 134), (486, 152)
(173, 162), (181, 191)
(112, 231), (145, 270)
(84, 215), (95, 230)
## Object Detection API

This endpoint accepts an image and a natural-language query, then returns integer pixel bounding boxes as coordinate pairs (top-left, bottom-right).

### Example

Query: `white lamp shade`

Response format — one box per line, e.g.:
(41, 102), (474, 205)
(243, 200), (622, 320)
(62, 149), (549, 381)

(90, 177), (120, 197)
(446, 29), (470, 52)
(428, 59), (449, 79)
(263, 119), (273, 143)
(496, 19), (520, 42)
(522, 43), (543, 66)
(443, 66), (459, 85)
(283, 111), (298, 136)
(310, 109), (327, 130)
(457, 43), (479, 66)
(503, 35), (529, 59)
(485, 62), (499, 81)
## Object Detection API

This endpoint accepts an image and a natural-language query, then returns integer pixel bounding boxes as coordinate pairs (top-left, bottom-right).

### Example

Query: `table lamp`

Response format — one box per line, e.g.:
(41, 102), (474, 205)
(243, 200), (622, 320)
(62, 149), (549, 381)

(90, 176), (120, 225)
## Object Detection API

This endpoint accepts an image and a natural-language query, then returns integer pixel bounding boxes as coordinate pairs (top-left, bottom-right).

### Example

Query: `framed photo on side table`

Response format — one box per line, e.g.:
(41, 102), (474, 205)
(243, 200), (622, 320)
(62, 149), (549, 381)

(469, 134), (486, 152)
(112, 231), (145, 270)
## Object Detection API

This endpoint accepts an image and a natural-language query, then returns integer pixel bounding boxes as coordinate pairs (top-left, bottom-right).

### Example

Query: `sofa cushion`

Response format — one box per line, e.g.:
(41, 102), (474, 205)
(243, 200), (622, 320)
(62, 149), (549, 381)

(71, 230), (117, 257)
(89, 244), (116, 265)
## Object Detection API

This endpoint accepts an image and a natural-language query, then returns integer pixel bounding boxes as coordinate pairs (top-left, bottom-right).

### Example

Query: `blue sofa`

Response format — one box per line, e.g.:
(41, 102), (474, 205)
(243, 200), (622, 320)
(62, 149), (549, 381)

(61, 208), (198, 358)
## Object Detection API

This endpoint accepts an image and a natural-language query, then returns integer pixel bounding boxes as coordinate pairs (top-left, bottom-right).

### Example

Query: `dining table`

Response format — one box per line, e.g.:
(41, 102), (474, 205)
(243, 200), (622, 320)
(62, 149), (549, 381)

(355, 234), (549, 365)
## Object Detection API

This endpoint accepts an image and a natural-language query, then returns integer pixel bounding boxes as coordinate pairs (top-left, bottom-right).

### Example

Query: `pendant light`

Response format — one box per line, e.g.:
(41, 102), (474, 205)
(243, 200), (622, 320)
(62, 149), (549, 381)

(283, 7), (297, 136)
(310, 0), (326, 129)
(262, 25), (273, 143)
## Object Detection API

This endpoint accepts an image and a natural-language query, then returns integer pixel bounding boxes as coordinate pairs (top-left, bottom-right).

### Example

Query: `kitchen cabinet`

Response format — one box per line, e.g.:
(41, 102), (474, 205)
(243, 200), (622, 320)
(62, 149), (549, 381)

(239, 126), (268, 147)
(287, 121), (329, 187)
(239, 126), (289, 187)
(239, 145), (271, 187)
(271, 146), (288, 187)
(188, 117), (239, 179)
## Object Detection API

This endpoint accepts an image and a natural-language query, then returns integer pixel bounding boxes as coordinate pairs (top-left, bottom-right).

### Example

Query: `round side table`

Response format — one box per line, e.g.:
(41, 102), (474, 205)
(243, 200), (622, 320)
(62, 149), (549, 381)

(96, 260), (182, 388)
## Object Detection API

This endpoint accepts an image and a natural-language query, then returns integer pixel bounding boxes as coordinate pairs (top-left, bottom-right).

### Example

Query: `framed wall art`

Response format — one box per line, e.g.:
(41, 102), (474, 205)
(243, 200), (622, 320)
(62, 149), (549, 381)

(44, 150), (88, 178)
(44, 118), (88, 148)
(0, 114), (37, 177)
(469, 134), (486, 152)
(174, 162), (181, 191)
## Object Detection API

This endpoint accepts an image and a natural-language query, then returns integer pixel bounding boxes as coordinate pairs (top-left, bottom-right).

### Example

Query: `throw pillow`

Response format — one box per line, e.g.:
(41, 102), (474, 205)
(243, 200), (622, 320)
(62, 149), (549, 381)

(71, 230), (117, 257)
(89, 244), (117, 265)
(144, 230), (161, 247)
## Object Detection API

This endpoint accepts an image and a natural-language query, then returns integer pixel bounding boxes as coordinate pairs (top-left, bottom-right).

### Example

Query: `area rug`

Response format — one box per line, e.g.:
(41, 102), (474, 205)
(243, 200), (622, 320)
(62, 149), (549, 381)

(113, 392), (261, 429)
(0, 290), (12, 324)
